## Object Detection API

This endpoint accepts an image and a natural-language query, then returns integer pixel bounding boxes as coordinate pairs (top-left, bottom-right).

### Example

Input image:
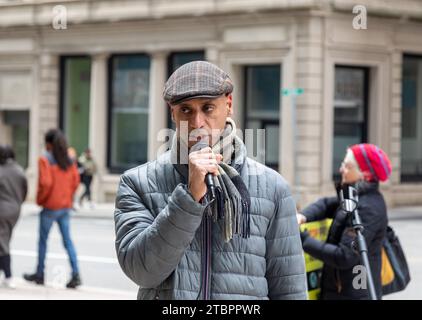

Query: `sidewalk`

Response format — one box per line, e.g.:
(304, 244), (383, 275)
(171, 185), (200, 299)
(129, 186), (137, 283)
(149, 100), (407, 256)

(388, 206), (422, 220)
(0, 278), (135, 300)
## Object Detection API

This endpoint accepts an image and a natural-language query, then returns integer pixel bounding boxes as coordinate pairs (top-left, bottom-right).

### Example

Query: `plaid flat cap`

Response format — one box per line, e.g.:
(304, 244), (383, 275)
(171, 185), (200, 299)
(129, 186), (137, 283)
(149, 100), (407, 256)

(163, 61), (233, 105)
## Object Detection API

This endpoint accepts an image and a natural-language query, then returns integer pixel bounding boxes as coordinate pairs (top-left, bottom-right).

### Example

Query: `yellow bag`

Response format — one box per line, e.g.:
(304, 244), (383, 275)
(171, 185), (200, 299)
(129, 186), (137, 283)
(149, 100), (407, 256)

(381, 226), (411, 295)
(381, 247), (394, 286)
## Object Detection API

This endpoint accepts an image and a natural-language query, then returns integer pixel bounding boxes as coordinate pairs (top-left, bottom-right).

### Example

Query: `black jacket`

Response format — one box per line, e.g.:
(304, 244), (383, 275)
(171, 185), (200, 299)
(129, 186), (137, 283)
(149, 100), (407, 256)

(301, 182), (388, 300)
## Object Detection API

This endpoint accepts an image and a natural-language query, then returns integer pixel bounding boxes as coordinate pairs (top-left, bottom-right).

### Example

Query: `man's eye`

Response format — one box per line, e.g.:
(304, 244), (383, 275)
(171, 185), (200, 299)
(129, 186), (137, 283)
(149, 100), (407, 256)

(204, 105), (214, 112)
(181, 108), (191, 114)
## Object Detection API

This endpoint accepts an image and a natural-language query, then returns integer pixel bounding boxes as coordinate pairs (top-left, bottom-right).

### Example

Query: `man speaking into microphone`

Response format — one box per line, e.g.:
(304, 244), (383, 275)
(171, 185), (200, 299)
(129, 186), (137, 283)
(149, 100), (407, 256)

(114, 61), (307, 300)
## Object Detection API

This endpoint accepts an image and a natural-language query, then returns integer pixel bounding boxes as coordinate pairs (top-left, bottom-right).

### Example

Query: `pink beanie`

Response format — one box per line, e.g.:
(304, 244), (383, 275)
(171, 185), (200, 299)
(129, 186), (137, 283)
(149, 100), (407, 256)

(349, 144), (392, 182)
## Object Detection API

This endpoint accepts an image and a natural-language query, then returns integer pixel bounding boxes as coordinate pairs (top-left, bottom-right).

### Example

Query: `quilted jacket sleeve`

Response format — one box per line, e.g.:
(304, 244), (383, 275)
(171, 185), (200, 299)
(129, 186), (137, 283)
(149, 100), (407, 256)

(301, 196), (339, 222)
(114, 169), (206, 288)
(265, 177), (308, 300)
(302, 202), (380, 270)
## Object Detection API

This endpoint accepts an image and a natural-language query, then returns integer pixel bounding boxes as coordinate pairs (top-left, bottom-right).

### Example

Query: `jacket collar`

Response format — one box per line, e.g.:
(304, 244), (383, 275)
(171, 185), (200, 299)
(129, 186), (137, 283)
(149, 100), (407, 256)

(356, 181), (379, 195)
(334, 180), (379, 199)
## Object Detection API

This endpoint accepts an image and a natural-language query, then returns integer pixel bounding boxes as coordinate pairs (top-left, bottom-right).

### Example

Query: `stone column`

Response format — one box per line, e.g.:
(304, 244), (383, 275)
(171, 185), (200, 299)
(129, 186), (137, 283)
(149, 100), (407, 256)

(294, 16), (325, 207)
(89, 53), (109, 203)
(148, 51), (168, 161)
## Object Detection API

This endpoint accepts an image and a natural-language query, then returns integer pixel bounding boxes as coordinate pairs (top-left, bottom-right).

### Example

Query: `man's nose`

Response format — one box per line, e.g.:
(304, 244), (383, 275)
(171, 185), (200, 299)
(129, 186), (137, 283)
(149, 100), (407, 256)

(190, 112), (206, 129)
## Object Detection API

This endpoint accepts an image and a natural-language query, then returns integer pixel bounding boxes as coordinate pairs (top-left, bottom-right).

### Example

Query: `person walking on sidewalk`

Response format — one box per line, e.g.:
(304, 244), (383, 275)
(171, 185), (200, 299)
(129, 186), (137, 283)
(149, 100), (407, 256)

(78, 148), (97, 209)
(297, 144), (391, 300)
(114, 61), (307, 300)
(0, 145), (27, 289)
(23, 129), (82, 289)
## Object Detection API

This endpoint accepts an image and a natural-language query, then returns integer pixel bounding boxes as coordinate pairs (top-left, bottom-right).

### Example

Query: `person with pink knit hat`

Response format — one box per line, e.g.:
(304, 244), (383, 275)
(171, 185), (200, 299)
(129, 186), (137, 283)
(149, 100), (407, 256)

(346, 144), (392, 183)
(296, 143), (391, 300)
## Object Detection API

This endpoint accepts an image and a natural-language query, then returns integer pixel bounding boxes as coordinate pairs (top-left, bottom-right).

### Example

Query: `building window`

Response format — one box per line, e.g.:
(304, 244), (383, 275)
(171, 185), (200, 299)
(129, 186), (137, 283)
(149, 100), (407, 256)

(333, 66), (369, 180)
(0, 70), (31, 169)
(1, 110), (29, 168)
(59, 56), (91, 156)
(166, 51), (205, 129)
(108, 54), (150, 173)
(401, 55), (422, 182)
(244, 65), (281, 171)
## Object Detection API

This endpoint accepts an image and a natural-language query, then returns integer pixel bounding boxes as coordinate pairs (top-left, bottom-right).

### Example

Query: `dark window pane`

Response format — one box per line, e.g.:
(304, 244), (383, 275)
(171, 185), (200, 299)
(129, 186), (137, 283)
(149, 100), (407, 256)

(3, 110), (29, 168)
(170, 52), (205, 72)
(246, 65), (281, 116)
(111, 112), (148, 169)
(112, 56), (150, 110)
(244, 65), (281, 171)
(109, 55), (150, 172)
(402, 57), (418, 138)
(401, 55), (422, 181)
(265, 124), (279, 166)
(333, 66), (368, 179)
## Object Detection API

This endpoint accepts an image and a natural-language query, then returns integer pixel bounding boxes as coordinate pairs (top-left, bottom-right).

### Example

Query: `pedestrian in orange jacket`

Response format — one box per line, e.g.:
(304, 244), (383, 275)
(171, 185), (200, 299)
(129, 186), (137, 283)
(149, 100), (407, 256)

(24, 129), (82, 289)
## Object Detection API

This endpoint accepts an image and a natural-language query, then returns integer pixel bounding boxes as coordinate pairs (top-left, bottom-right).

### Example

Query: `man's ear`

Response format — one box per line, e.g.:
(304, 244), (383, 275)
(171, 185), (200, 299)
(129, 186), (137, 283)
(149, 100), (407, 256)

(226, 94), (233, 116)
(170, 105), (176, 122)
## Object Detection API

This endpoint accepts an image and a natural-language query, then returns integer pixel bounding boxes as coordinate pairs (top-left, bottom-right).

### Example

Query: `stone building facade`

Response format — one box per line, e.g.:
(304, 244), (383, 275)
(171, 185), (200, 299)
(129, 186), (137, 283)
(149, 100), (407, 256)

(1, 0), (422, 207)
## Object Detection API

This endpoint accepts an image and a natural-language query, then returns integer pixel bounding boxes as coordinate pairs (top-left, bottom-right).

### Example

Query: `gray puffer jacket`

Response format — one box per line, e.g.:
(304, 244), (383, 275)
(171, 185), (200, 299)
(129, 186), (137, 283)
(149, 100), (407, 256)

(114, 144), (308, 300)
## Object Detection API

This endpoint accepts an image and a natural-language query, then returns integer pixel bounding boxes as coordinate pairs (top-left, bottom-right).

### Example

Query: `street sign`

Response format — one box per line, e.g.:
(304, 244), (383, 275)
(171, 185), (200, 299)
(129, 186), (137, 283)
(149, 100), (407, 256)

(282, 88), (304, 96)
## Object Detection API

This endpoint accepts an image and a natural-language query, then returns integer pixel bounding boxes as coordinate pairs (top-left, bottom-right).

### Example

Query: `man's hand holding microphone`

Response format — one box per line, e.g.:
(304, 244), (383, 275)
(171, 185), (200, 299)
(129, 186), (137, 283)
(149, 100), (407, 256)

(188, 145), (223, 202)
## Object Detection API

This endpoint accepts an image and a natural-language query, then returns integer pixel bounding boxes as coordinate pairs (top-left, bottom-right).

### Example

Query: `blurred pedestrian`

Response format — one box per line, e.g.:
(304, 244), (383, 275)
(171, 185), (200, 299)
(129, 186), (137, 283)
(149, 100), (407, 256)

(0, 145), (27, 289)
(67, 147), (77, 163)
(23, 129), (82, 289)
(78, 148), (97, 209)
(297, 143), (391, 300)
(67, 147), (81, 211)
(68, 147), (83, 177)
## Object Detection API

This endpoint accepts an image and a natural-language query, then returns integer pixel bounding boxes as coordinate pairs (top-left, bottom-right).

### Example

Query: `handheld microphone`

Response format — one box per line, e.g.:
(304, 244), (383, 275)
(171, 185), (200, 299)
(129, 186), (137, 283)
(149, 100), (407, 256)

(191, 140), (217, 201)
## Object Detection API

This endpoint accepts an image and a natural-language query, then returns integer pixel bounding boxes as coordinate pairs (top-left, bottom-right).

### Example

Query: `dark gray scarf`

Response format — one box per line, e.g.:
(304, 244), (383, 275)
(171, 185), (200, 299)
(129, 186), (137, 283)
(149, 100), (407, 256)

(170, 118), (251, 242)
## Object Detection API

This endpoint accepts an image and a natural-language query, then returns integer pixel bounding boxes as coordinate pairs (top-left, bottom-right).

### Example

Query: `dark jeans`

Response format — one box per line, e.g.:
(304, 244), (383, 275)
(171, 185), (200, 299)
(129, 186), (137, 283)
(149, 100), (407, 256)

(36, 209), (79, 277)
(79, 175), (93, 203)
(0, 255), (11, 278)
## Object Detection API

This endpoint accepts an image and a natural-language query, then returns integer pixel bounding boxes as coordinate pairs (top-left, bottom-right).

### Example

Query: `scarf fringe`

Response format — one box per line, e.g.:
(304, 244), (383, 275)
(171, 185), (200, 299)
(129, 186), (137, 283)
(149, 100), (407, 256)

(204, 185), (251, 242)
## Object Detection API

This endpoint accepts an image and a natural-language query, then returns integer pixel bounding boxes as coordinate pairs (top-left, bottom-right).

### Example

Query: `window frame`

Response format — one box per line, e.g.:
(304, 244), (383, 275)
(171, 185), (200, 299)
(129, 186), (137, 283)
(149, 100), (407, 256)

(107, 53), (151, 174)
(242, 64), (281, 171)
(59, 55), (91, 135)
(332, 65), (370, 181)
(401, 54), (422, 182)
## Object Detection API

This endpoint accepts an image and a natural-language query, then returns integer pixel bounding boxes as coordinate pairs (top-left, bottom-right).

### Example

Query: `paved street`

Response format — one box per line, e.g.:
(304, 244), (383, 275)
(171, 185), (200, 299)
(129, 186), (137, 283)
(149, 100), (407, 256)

(0, 204), (137, 300)
(0, 203), (420, 300)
